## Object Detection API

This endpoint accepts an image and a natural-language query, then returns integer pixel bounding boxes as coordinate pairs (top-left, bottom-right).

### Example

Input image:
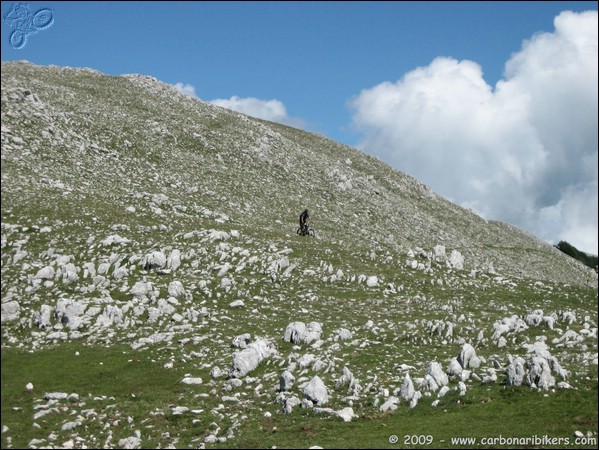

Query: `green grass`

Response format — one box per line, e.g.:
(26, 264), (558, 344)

(2, 60), (597, 450)
(2, 260), (597, 449)
(2, 343), (596, 449)
(1, 342), (225, 448)
(219, 384), (598, 449)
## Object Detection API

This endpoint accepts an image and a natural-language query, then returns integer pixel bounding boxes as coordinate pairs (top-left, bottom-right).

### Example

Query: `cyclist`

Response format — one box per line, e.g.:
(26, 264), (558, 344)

(299, 209), (310, 236)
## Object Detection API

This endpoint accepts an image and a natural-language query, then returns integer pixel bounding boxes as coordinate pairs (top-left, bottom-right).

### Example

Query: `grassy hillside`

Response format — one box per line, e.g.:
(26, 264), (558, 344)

(1, 61), (597, 449)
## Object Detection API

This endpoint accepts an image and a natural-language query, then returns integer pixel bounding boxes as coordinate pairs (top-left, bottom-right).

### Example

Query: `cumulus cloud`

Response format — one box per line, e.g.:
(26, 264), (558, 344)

(173, 83), (306, 129)
(173, 82), (200, 99)
(350, 10), (598, 254)
(210, 96), (306, 129)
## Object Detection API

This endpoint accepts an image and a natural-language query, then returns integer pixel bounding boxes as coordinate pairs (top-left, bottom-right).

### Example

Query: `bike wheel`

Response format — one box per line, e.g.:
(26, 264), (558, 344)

(297, 227), (303, 236)
(308, 228), (315, 237)
(9, 30), (27, 49)
(33, 8), (54, 29)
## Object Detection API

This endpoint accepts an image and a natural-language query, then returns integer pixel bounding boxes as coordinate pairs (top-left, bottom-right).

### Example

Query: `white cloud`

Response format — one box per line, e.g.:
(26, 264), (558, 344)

(173, 82), (200, 99)
(172, 83), (306, 129)
(209, 95), (306, 129)
(350, 10), (598, 255)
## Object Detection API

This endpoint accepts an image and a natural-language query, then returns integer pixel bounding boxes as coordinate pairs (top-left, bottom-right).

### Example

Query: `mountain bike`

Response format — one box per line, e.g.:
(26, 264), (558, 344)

(297, 224), (315, 237)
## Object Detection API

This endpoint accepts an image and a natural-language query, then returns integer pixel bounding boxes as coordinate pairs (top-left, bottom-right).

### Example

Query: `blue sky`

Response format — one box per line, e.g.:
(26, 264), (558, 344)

(1, 1), (594, 141)
(2, 1), (598, 254)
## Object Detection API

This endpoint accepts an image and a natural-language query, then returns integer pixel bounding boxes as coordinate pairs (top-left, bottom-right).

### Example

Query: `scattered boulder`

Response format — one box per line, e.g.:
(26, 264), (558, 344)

(1, 301), (20, 322)
(366, 276), (379, 287)
(167, 249), (181, 271)
(446, 358), (462, 378)
(525, 356), (555, 390)
(504, 340), (569, 390)
(398, 373), (415, 401)
(449, 250), (464, 269)
(410, 390), (422, 408)
(334, 328), (353, 341)
(118, 436), (141, 449)
(180, 377), (203, 385)
(168, 281), (185, 298)
(232, 333), (252, 348)
(101, 235), (130, 246)
(284, 321), (322, 344)
(229, 338), (276, 378)
(130, 280), (153, 299)
(303, 376), (329, 405)
(279, 370), (295, 392)
(54, 299), (87, 330)
(335, 407), (357, 422)
(505, 355), (527, 386)
(335, 366), (361, 396)
(457, 343), (481, 370)
(525, 310), (544, 326)
(433, 245), (446, 261)
(34, 266), (55, 280)
(379, 396), (400, 412)
(33, 304), (53, 328)
(424, 362), (448, 391)
(437, 386), (450, 398)
(142, 251), (167, 270)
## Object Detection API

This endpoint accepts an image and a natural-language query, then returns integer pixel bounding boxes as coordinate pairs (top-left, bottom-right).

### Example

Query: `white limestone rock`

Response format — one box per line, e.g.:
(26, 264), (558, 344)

(279, 370), (295, 392)
(379, 396), (400, 412)
(303, 376), (329, 405)
(425, 361), (448, 389)
(449, 250), (464, 269)
(457, 343), (481, 370)
(1, 301), (20, 322)
(180, 377), (203, 385)
(399, 373), (415, 401)
(446, 357), (463, 377)
(505, 355), (526, 386)
(168, 281), (185, 298)
(334, 328), (353, 341)
(230, 339), (276, 378)
(34, 266), (55, 280)
(284, 321), (322, 344)
(366, 276), (379, 287)
(229, 299), (245, 308)
(142, 251), (167, 270)
(525, 356), (555, 390)
(335, 407), (357, 422)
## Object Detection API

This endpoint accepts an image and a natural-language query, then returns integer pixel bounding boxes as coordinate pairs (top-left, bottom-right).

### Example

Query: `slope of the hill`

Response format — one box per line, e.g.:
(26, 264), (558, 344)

(1, 61), (595, 288)
(1, 61), (597, 449)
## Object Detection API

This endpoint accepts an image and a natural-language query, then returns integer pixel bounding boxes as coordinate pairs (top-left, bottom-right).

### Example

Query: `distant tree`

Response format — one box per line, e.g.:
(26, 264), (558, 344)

(555, 241), (598, 271)
(556, 241), (577, 258)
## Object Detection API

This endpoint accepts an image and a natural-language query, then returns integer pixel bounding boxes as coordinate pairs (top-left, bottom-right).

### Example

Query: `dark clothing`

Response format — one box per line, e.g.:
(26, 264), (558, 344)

(299, 210), (309, 234)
